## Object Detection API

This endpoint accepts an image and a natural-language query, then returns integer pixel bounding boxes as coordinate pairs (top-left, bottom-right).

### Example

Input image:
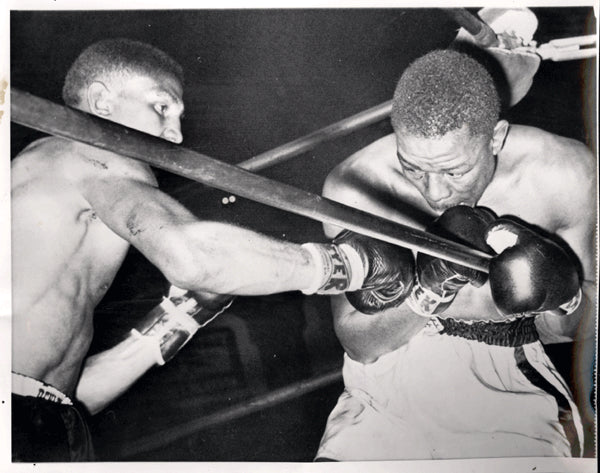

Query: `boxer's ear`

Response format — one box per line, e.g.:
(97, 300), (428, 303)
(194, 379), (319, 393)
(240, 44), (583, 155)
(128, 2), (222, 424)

(490, 120), (509, 155)
(87, 81), (113, 117)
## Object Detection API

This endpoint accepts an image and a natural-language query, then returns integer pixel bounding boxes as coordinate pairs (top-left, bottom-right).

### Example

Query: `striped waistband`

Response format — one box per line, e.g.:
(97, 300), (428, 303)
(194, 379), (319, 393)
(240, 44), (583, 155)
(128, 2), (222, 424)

(437, 316), (539, 347)
(12, 372), (73, 405)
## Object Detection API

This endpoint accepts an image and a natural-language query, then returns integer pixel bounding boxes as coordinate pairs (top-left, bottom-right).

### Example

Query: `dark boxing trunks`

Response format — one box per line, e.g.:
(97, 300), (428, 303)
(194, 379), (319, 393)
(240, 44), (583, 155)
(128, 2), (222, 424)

(12, 373), (95, 462)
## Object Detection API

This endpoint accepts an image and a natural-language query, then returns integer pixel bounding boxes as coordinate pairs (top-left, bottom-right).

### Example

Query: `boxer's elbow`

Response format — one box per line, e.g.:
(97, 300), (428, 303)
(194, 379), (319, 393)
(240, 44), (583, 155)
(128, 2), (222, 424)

(536, 281), (596, 343)
(333, 302), (389, 364)
(162, 260), (210, 292)
(153, 223), (214, 291)
(333, 297), (427, 364)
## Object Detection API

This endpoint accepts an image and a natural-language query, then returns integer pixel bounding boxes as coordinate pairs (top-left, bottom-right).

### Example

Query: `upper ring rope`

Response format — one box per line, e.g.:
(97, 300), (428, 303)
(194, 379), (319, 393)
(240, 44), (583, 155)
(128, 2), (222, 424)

(11, 88), (492, 272)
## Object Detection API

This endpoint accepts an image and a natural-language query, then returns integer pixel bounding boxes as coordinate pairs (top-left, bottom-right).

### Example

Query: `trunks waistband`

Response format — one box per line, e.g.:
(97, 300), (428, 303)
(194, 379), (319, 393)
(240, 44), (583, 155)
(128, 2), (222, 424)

(436, 316), (539, 347)
(12, 372), (73, 405)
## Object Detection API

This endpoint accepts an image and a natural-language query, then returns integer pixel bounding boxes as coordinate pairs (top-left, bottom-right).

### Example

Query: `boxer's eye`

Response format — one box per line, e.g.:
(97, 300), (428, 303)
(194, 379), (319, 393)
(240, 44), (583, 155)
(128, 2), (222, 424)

(154, 103), (168, 116)
(404, 167), (425, 180)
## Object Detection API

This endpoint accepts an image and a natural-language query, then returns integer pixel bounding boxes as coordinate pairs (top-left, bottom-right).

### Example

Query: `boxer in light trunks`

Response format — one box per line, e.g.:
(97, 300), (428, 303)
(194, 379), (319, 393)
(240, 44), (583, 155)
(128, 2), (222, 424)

(11, 38), (416, 462)
(316, 49), (596, 460)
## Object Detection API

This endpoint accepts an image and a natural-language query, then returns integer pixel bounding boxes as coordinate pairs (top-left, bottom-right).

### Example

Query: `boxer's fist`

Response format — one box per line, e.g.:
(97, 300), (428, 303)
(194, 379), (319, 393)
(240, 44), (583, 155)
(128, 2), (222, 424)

(486, 219), (581, 316)
(335, 230), (415, 314)
(302, 231), (415, 314)
(407, 205), (496, 317)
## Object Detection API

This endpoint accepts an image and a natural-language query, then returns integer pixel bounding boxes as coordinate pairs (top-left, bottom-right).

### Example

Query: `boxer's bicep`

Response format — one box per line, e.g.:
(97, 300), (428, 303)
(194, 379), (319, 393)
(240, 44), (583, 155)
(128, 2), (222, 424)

(556, 217), (596, 284)
(72, 156), (210, 283)
(536, 212), (596, 343)
(552, 144), (596, 280)
(81, 173), (196, 242)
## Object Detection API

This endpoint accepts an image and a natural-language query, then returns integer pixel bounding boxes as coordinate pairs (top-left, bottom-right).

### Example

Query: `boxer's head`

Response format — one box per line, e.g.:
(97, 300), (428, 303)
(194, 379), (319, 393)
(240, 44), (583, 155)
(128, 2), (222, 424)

(62, 38), (184, 143)
(390, 50), (507, 212)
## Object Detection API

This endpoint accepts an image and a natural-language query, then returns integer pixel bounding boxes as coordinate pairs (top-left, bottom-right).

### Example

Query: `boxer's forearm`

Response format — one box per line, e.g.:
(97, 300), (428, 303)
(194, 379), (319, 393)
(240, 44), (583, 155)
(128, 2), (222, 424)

(76, 336), (158, 415)
(570, 281), (596, 452)
(331, 294), (428, 364)
(145, 221), (316, 295)
(572, 325), (597, 457)
(563, 281), (595, 341)
(535, 281), (595, 343)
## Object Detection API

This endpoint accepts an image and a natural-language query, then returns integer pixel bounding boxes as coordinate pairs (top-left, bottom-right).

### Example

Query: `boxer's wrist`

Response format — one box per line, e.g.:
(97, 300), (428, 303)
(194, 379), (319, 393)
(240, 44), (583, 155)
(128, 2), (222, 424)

(405, 274), (456, 318)
(129, 286), (234, 366)
(551, 288), (583, 316)
(301, 242), (366, 295)
(129, 293), (201, 366)
(130, 328), (166, 366)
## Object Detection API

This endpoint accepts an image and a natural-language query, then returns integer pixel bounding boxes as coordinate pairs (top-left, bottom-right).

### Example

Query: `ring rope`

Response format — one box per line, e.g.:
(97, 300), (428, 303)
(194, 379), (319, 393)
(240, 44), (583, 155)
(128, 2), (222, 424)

(11, 88), (492, 272)
(119, 368), (344, 458)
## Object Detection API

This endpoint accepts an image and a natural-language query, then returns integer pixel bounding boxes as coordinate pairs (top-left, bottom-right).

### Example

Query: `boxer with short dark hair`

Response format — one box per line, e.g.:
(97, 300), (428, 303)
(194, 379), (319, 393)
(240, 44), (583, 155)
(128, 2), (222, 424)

(11, 38), (415, 462)
(316, 49), (596, 460)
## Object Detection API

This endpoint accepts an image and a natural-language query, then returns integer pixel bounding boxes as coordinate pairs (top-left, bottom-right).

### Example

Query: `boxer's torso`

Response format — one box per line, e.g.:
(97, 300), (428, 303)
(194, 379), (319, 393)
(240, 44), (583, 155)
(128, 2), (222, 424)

(328, 125), (594, 322)
(11, 137), (134, 394)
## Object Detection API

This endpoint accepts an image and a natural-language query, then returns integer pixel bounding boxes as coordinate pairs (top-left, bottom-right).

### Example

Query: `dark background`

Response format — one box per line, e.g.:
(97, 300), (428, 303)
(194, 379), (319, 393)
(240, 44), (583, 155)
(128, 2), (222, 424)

(10, 7), (596, 461)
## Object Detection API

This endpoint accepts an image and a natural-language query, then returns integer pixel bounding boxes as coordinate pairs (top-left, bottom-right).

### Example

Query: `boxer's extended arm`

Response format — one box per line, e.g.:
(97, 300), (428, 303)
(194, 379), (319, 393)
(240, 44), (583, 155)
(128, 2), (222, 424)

(81, 174), (316, 294)
(72, 151), (341, 295)
(76, 151), (414, 298)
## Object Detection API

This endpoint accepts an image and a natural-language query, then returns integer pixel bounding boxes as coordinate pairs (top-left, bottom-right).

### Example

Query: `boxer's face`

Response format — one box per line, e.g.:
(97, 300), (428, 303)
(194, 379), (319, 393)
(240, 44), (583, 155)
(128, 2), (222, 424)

(395, 125), (496, 213)
(105, 72), (184, 144)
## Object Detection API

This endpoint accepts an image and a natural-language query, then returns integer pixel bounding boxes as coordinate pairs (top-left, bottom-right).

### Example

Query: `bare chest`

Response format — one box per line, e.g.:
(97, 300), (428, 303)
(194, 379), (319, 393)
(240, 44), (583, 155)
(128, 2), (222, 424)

(12, 187), (130, 314)
(477, 173), (558, 233)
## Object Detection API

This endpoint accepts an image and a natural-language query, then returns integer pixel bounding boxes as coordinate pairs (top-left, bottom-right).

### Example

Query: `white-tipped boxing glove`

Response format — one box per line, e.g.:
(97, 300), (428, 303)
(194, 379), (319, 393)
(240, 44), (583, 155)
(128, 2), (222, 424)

(485, 219), (582, 318)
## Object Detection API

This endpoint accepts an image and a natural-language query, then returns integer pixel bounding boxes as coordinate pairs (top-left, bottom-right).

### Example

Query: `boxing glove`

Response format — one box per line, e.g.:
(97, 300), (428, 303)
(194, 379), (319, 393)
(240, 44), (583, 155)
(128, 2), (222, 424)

(131, 286), (234, 365)
(407, 205), (496, 317)
(485, 219), (582, 317)
(336, 230), (415, 314)
(302, 230), (415, 314)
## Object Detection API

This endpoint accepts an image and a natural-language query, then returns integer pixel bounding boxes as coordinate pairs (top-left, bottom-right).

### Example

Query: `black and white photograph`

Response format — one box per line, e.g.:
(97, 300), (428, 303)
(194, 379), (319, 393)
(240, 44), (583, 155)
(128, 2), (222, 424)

(1, 1), (598, 471)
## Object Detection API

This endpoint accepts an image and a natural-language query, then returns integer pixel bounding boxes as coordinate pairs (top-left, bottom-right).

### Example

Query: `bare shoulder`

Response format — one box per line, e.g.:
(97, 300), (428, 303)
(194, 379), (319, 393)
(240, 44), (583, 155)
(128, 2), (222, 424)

(335, 133), (397, 172)
(12, 136), (157, 188)
(324, 134), (401, 201)
(507, 125), (594, 176)
(500, 125), (595, 276)
(322, 133), (428, 236)
(503, 125), (595, 202)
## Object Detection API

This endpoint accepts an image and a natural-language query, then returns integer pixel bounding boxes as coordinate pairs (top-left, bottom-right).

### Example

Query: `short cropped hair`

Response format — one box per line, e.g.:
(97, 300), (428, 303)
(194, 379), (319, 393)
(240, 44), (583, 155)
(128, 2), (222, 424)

(391, 49), (500, 138)
(62, 38), (184, 107)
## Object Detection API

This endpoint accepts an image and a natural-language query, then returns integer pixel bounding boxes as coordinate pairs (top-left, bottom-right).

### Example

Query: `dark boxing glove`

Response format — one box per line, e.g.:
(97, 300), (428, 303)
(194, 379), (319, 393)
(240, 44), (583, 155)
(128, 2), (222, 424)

(302, 230), (415, 314)
(335, 230), (415, 314)
(407, 205), (496, 317)
(131, 286), (234, 365)
(485, 219), (582, 317)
